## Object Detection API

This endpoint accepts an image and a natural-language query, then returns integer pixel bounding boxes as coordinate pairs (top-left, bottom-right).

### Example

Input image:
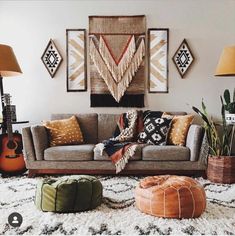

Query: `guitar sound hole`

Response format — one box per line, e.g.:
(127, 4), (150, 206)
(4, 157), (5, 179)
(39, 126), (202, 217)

(7, 140), (16, 149)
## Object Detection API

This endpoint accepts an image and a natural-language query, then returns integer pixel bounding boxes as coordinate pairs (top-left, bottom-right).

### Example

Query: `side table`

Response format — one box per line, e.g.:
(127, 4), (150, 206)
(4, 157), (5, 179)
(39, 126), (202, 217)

(0, 121), (29, 133)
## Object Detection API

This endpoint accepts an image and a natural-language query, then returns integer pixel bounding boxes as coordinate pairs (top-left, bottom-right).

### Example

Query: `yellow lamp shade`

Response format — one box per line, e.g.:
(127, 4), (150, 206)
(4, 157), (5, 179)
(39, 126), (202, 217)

(0, 44), (22, 77)
(215, 46), (235, 76)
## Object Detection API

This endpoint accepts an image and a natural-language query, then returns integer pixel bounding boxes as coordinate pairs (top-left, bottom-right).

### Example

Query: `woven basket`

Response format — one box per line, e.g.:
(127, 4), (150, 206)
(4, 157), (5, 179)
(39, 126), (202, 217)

(207, 156), (235, 184)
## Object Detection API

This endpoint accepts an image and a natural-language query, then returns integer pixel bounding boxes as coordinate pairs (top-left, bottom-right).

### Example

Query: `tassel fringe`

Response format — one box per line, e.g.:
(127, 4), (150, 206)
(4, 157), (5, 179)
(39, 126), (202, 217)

(115, 144), (138, 173)
(94, 143), (105, 156)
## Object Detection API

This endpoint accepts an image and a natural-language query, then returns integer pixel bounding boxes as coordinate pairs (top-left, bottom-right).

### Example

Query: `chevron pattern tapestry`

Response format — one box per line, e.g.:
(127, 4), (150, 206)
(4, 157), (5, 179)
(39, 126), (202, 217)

(89, 15), (146, 107)
(148, 29), (169, 93)
(66, 29), (87, 91)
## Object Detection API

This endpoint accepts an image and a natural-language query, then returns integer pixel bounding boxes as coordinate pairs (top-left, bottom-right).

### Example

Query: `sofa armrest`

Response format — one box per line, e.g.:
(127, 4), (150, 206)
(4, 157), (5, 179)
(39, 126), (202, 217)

(22, 127), (36, 161)
(197, 132), (209, 165)
(31, 125), (49, 160)
(186, 124), (204, 161)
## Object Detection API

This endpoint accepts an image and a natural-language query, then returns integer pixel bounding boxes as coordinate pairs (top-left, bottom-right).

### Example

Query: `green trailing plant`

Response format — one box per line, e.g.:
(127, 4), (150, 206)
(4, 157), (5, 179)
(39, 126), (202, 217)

(222, 88), (235, 114)
(192, 99), (231, 156)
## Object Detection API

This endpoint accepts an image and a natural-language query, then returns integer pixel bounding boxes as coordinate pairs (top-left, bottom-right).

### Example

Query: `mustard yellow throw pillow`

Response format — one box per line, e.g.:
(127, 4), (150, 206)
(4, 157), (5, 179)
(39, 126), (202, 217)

(162, 113), (194, 146)
(44, 115), (84, 146)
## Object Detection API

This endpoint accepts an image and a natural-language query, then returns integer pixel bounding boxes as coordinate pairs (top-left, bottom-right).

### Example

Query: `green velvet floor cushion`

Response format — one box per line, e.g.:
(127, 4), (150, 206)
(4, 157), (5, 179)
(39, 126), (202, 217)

(35, 175), (103, 213)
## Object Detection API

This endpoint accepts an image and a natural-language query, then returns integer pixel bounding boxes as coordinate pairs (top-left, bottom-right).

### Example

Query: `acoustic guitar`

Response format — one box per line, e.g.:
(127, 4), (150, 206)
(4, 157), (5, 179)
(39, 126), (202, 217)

(0, 94), (26, 174)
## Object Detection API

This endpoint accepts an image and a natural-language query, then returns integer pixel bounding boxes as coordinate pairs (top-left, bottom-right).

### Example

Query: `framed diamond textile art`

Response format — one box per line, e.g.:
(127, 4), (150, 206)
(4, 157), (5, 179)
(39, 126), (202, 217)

(172, 39), (194, 78)
(148, 28), (169, 93)
(66, 29), (87, 91)
(41, 39), (63, 78)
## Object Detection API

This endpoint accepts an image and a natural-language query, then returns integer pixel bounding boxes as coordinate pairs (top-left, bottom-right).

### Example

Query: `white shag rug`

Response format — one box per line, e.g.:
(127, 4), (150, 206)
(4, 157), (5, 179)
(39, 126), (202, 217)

(0, 175), (234, 235)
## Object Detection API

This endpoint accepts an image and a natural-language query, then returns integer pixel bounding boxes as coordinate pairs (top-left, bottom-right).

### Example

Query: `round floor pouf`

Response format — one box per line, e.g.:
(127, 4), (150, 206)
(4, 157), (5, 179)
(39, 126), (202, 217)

(35, 175), (103, 213)
(135, 175), (206, 218)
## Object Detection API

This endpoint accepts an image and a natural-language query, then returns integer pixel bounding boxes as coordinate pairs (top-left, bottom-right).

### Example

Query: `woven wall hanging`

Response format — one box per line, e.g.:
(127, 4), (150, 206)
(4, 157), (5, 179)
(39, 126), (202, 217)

(89, 15), (146, 107)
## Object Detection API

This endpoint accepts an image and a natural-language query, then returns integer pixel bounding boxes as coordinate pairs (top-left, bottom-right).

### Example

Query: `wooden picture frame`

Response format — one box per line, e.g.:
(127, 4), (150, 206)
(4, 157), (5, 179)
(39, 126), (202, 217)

(66, 29), (87, 92)
(41, 39), (63, 78)
(172, 39), (195, 78)
(148, 28), (169, 93)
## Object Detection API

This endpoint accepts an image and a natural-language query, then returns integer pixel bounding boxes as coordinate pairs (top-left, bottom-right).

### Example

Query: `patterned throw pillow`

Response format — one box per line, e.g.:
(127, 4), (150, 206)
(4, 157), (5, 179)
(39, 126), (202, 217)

(138, 117), (172, 145)
(44, 115), (84, 146)
(162, 113), (194, 146)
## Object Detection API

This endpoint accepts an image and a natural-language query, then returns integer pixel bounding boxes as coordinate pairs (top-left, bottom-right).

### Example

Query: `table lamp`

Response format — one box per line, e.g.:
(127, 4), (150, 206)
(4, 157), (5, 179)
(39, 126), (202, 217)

(0, 44), (22, 113)
(215, 46), (235, 76)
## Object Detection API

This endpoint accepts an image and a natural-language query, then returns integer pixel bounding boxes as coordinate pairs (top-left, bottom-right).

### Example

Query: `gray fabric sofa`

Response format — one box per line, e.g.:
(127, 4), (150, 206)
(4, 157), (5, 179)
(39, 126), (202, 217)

(22, 112), (206, 177)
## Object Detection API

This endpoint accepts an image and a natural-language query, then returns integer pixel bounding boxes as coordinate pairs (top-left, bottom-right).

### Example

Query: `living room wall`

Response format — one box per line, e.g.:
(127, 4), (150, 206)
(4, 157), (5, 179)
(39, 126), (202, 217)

(0, 0), (234, 124)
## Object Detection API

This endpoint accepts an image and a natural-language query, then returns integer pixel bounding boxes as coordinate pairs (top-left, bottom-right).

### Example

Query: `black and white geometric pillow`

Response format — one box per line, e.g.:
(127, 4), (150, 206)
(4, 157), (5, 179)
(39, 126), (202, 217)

(138, 117), (172, 145)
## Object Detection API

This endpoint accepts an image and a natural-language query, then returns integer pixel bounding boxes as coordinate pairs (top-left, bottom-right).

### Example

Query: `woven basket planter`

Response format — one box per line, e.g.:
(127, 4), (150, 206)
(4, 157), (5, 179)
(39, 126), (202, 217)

(207, 156), (235, 184)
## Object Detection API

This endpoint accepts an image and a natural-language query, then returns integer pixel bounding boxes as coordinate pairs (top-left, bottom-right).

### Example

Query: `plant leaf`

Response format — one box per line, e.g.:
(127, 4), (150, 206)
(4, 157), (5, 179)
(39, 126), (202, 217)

(233, 88), (235, 102)
(192, 106), (211, 126)
(224, 89), (230, 104)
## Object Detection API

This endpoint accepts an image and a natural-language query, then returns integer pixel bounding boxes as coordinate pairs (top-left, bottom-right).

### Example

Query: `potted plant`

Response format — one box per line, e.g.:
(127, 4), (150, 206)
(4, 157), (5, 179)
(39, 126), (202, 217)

(192, 95), (235, 184)
(222, 88), (235, 124)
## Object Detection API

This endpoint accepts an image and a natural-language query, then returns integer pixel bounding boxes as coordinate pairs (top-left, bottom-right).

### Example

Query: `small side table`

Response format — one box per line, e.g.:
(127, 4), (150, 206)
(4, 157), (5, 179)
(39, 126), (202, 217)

(0, 121), (29, 133)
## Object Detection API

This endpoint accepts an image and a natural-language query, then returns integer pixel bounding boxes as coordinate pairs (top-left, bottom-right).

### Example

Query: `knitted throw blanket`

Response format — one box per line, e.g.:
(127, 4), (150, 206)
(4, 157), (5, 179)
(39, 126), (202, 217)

(94, 110), (144, 173)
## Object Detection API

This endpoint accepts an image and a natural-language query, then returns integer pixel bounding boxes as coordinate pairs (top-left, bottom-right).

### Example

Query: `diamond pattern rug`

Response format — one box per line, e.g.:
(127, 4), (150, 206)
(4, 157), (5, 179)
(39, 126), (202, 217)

(0, 175), (234, 235)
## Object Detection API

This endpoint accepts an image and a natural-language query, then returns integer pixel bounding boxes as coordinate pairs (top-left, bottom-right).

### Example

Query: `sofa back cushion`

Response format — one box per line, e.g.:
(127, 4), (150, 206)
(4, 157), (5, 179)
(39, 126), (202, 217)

(98, 114), (120, 142)
(51, 114), (98, 144)
(97, 112), (187, 142)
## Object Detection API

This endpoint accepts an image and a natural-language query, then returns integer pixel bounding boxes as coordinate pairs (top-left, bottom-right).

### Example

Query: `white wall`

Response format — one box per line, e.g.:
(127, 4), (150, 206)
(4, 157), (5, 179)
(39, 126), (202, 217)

(0, 0), (234, 124)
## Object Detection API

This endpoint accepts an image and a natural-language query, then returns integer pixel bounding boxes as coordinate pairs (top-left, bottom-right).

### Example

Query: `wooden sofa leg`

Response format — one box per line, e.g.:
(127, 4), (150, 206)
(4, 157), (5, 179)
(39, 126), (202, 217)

(28, 169), (36, 178)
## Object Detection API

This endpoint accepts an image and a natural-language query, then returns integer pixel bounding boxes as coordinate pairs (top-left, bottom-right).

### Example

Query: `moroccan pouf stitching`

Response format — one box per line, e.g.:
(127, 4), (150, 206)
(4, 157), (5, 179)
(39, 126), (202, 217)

(35, 175), (103, 213)
(135, 175), (206, 218)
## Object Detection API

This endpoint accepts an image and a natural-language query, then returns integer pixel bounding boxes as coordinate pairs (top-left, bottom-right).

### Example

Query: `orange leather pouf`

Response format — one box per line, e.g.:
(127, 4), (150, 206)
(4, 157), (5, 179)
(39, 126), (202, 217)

(135, 175), (206, 219)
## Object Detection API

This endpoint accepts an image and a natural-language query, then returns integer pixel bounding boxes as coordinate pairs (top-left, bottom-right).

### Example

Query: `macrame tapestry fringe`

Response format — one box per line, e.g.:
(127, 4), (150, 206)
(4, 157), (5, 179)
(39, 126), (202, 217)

(99, 35), (136, 82)
(90, 39), (119, 101)
(90, 38), (145, 103)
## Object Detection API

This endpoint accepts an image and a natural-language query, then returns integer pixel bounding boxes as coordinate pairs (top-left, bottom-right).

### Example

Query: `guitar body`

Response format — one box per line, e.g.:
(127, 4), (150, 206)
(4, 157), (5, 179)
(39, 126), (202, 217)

(0, 132), (26, 174)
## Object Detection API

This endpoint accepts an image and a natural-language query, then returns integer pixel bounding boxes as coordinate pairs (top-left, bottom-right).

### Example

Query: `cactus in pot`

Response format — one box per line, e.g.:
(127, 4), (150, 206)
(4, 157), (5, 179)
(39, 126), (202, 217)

(223, 88), (235, 114)
(222, 88), (235, 124)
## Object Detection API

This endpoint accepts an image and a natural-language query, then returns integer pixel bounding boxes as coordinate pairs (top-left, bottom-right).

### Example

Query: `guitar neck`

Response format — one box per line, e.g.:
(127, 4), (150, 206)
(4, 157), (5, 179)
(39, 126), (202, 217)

(5, 105), (13, 140)
(2, 94), (14, 140)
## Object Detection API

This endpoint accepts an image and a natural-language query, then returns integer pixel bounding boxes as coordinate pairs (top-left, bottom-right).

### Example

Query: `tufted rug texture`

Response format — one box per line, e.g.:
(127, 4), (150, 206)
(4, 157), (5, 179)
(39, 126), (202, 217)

(0, 175), (234, 235)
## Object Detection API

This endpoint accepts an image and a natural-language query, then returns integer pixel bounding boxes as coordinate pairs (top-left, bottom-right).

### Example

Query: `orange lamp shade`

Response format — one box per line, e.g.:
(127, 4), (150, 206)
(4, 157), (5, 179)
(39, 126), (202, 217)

(0, 44), (22, 77)
(215, 46), (235, 76)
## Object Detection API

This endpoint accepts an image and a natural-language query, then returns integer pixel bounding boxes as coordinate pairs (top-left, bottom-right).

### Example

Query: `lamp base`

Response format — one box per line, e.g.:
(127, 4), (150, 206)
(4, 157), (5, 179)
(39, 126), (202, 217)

(0, 76), (4, 110)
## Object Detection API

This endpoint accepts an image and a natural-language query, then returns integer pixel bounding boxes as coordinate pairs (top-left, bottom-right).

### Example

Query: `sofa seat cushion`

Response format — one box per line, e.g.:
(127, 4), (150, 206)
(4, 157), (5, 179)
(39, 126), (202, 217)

(142, 145), (190, 161)
(94, 145), (142, 161)
(44, 144), (94, 161)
